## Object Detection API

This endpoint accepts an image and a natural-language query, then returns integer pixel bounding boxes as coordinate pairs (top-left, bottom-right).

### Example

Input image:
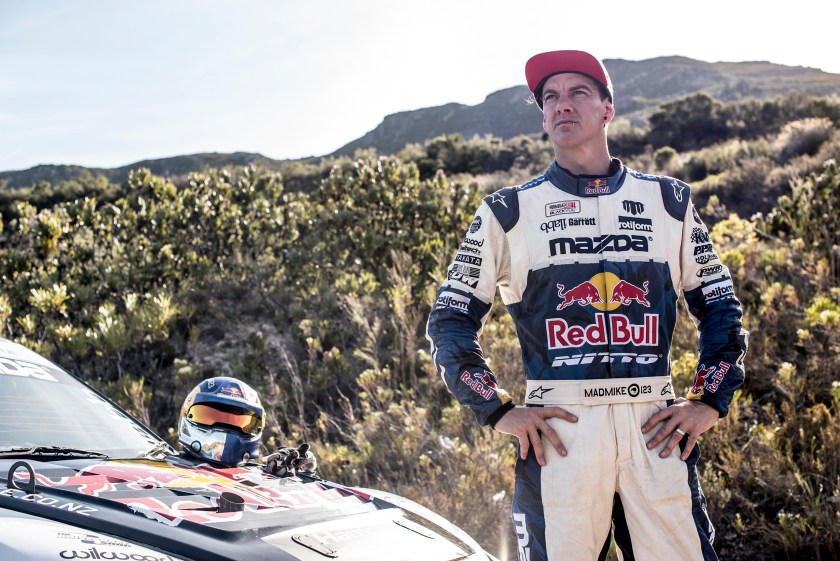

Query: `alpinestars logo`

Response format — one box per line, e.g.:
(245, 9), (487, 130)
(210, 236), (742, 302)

(670, 179), (685, 202)
(489, 192), (508, 208)
(549, 235), (648, 256)
(528, 386), (553, 399)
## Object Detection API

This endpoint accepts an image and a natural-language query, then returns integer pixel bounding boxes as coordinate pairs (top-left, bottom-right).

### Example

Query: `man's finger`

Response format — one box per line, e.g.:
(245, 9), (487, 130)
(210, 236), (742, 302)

(518, 431), (531, 461)
(659, 430), (683, 458)
(681, 433), (698, 461)
(535, 406), (578, 423)
(536, 419), (567, 458)
(646, 418), (681, 450)
(641, 407), (671, 434)
(529, 428), (546, 465)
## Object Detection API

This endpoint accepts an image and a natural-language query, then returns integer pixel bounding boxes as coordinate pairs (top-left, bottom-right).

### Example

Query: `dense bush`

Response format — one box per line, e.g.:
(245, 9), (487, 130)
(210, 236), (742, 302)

(2, 96), (839, 560)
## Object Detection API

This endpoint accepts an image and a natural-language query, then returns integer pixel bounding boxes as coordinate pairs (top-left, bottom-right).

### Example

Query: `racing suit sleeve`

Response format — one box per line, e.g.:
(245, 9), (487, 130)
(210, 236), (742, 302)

(426, 201), (514, 426)
(679, 198), (748, 417)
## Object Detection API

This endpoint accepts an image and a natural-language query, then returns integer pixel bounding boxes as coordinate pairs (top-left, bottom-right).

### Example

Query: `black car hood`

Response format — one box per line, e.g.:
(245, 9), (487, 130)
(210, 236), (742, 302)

(0, 455), (480, 561)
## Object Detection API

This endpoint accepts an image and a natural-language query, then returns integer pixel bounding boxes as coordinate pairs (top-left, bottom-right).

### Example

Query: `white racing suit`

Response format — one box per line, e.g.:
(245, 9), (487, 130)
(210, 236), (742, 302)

(426, 159), (747, 561)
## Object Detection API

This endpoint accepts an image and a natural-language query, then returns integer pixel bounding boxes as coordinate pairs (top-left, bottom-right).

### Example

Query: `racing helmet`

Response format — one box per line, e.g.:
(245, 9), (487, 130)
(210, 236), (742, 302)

(178, 377), (265, 466)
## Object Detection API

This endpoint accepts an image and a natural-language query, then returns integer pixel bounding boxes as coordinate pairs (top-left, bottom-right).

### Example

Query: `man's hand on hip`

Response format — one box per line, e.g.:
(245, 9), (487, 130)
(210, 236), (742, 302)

(641, 398), (720, 461)
(493, 405), (578, 466)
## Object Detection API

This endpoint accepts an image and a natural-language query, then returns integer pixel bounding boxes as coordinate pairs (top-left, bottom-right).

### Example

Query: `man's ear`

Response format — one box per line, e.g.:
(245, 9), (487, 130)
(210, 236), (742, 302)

(603, 102), (615, 124)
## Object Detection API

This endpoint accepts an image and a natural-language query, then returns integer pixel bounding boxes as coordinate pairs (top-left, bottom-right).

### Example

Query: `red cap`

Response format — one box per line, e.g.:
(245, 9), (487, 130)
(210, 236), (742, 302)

(525, 50), (613, 107)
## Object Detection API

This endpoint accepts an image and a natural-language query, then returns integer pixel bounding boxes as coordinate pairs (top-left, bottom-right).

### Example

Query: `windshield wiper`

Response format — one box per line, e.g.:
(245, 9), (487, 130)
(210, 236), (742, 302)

(0, 446), (111, 459)
(141, 441), (176, 459)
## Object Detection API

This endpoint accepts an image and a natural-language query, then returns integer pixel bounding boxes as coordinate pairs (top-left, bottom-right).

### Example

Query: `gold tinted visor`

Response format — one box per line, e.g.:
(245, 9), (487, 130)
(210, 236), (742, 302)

(187, 404), (261, 436)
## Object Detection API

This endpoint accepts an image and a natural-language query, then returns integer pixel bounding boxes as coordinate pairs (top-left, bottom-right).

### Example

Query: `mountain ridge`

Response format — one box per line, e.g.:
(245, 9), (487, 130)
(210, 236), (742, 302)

(3, 56), (839, 189)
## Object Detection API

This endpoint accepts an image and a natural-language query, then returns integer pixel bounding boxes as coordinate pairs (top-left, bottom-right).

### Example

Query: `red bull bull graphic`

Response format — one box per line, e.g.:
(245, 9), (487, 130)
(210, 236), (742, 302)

(609, 280), (650, 307)
(556, 272), (628, 312)
(556, 281), (602, 310)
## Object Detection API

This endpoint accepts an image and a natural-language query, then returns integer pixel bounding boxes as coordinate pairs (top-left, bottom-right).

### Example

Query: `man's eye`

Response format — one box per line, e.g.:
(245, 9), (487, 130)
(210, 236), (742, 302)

(543, 94), (557, 103)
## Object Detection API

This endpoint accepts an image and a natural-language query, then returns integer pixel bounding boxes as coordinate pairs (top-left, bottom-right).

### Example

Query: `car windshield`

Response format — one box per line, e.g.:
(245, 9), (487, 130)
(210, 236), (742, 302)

(0, 341), (161, 458)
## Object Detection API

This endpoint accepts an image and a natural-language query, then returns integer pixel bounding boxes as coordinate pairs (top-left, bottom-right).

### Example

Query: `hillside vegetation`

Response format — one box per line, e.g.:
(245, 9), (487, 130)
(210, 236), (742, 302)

(1, 92), (839, 561)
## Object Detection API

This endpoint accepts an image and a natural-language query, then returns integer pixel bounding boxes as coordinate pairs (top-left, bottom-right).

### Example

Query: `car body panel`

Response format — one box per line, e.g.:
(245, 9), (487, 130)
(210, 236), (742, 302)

(0, 337), (493, 561)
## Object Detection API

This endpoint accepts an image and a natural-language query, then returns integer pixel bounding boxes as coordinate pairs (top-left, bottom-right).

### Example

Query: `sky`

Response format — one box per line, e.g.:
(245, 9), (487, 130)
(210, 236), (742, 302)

(2, 0), (839, 173)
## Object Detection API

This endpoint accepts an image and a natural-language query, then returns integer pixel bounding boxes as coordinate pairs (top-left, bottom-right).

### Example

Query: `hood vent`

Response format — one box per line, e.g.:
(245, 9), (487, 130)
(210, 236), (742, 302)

(292, 534), (338, 558)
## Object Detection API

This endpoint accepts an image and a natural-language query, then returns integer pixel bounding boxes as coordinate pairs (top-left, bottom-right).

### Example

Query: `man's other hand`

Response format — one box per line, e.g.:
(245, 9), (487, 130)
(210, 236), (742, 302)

(641, 398), (720, 460)
(493, 406), (578, 466)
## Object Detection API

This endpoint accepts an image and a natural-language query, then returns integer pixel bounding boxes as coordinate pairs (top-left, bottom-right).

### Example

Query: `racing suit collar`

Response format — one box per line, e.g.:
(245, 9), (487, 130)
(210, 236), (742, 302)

(546, 158), (626, 196)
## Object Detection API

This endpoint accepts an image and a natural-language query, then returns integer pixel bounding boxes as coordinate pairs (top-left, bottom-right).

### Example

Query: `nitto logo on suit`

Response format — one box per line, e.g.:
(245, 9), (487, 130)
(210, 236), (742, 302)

(552, 352), (660, 366)
(618, 216), (652, 232)
(469, 216), (482, 233)
(545, 200), (580, 216)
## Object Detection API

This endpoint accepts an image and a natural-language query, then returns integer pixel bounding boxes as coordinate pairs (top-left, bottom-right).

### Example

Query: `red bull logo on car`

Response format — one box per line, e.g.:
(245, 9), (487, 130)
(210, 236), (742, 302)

(548, 273), (658, 350)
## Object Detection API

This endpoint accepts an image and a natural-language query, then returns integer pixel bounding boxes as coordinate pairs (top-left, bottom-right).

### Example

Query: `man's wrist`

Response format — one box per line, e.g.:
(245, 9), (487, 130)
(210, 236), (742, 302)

(487, 401), (516, 428)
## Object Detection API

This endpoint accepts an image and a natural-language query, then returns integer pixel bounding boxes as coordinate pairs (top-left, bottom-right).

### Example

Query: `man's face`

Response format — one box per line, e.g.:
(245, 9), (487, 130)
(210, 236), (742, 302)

(541, 72), (613, 150)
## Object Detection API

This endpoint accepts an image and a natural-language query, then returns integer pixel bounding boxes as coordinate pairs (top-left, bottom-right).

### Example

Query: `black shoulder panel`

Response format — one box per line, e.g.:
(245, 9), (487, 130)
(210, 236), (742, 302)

(657, 176), (692, 221)
(483, 187), (520, 232)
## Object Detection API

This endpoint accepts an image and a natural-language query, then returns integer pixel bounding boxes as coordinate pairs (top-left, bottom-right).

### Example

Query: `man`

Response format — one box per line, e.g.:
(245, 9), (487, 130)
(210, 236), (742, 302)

(179, 376), (266, 467)
(426, 50), (748, 561)
(179, 376), (317, 476)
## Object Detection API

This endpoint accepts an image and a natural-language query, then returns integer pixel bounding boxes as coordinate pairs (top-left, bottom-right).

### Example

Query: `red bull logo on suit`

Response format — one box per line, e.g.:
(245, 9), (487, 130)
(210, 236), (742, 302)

(548, 273), (659, 351)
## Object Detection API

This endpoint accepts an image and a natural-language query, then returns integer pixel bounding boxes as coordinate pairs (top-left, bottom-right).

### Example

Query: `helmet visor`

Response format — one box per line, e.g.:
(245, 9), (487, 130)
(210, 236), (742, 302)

(186, 404), (262, 436)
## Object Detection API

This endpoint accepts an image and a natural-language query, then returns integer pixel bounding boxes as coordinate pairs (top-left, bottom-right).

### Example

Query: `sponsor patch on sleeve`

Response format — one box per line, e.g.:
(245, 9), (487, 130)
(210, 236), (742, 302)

(460, 369), (513, 403)
(701, 279), (734, 303)
(447, 263), (480, 288)
(435, 291), (471, 314)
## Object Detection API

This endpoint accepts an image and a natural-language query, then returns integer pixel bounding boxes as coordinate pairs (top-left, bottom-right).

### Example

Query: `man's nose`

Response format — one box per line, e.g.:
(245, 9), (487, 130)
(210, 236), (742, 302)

(554, 96), (572, 112)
